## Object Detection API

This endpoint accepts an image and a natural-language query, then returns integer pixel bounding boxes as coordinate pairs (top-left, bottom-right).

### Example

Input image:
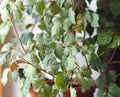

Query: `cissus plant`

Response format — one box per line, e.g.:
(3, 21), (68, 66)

(0, 0), (120, 97)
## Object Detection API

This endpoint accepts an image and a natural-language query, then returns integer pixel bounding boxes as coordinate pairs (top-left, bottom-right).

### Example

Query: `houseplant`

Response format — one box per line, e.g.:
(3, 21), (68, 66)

(0, 0), (120, 97)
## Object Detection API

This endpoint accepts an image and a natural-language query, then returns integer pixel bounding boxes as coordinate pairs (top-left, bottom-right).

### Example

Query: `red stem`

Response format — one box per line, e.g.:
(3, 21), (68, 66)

(8, 16), (26, 55)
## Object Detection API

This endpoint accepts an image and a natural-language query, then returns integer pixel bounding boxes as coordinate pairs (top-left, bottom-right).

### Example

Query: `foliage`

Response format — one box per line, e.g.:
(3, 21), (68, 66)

(0, 0), (120, 97)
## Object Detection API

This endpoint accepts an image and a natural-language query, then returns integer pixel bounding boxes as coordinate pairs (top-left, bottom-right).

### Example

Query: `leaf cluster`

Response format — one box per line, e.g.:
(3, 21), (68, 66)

(0, 0), (120, 97)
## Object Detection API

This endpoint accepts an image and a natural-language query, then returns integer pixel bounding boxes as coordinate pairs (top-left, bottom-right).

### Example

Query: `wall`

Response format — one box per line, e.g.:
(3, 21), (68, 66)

(3, 79), (22, 97)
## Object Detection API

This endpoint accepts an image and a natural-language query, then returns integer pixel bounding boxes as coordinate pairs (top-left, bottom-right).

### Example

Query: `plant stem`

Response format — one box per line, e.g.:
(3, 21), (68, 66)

(31, 21), (37, 32)
(111, 61), (120, 65)
(116, 73), (120, 78)
(84, 55), (90, 69)
(98, 47), (119, 58)
(83, 30), (86, 41)
(18, 56), (55, 78)
(8, 16), (55, 78)
(107, 48), (117, 64)
(83, 30), (90, 68)
(75, 62), (80, 69)
(8, 16), (26, 55)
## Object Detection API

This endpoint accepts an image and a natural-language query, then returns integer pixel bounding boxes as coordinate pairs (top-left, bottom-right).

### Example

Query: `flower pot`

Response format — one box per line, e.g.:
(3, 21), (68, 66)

(29, 80), (54, 97)
(63, 86), (95, 97)
(29, 86), (95, 97)
(29, 88), (40, 97)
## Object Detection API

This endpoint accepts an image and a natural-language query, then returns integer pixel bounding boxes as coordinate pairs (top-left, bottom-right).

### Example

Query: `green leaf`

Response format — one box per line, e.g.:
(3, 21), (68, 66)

(97, 89), (108, 97)
(32, 12), (41, 22)
(61, 54), (76, 70)
(82, 10), (99, 28)
(24, 64), (38, 81)
(64, 0), (72, 9)
(0, 7), (9, 22)
(36, 33), (51, 44)
(43, 15), (52, 31)
(63, 47), (69, 57)
(49, 2), (62, 15)
(26, 40), (35, 52)
(36, 1), (45, 15)
(75, 37), (83, 43)
(82, 44), (95, 58)
(88, 54), (102, 70)
(39, 84), (52, 97)
(64, 33), (75, 46)
(1, 68), (10, 86)
(109, 83), (120, 97)
(60, 8), (68, 18)
(0, 50), (12, 66)
(26, 51), (39, 66)
(1, 43), (13, 52)
(108, 93), (114, 97)
(21, 32), (34, 45)
(43, 52), (59, 74)
(20, 78), (31, 97)
(63, 18), (72, 31)
(96, 75), (107, 89)
(55, 0), (64, 7)
(89, 53), (97, 65)
(82, 45), (88, 56)
(38, 23), (46, 30)
(55, 71), (71, 90)
(55, 44), (63, 59)
(88, 45), (95, 55)
(82, 10), (91, 29)
(26, 6), (33, 15)
(0, 52), (7, 66)
(25, 24), (33, 29)
(37, 43), (46, 60)
(0, 22), (11, 44)
(13, 8), (22, 21)
(97, 33), (112, 45)
(109, 36), (120, 48)
(67, 55), (76, 70)
(108, 71), (116, 83)
(8, 1), (15, 11)
(77, 74), (92, 91)
(26, 0), (36, 5)
(109, 0), (120, 17)
(51, 22), (62, 37)
(69, 7), (76, 24)
(32, 79), (45, 89)
(71, 45), (79, 56)
(80, 66), (92, 77)
(11, 70), (19, 82)
(46, 42), (56, 54)
(70, 87), (76, 97)
(15, 0), (24, 11)
(84, 38), (95, 45)
(91, 13), (99, 28)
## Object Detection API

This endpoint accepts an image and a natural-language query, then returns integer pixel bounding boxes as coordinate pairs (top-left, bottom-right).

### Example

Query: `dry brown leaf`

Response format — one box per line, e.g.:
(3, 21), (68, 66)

(10, 59), (25, 72)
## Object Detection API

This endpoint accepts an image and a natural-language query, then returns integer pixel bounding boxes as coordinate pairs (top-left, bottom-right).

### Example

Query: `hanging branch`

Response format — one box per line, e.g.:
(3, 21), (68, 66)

(111, 61), (120, 65)
(8, 16), (55, 78)
(84, 55), (90, 69)
(83, 30), (90, 68)
(18, 55), (55, 78)
(8, 16), (26, 55)
(75, 62), (81, 70)
(107, 48), (117, 64)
